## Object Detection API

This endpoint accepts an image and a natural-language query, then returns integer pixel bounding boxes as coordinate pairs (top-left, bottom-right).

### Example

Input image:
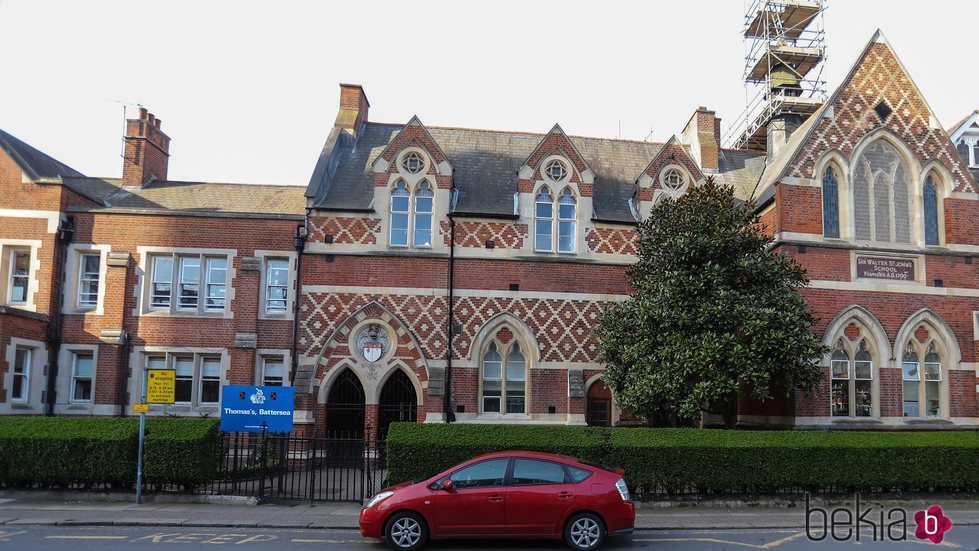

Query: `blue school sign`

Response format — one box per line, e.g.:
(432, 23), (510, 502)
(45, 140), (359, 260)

(220, 385), (295, 433)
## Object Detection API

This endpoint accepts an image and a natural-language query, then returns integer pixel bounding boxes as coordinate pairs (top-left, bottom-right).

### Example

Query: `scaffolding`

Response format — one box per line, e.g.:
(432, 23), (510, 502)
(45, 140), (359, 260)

(724, 0), (828, 151)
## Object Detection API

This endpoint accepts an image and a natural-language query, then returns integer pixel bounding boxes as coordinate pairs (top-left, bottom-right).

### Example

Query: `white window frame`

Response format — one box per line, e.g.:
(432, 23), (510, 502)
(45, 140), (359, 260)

(134, 349), (227, 412)
(199, 356), (222, 405)
(70, 350), (94, 403)
(204, 257), (227, 312)
(412, 181), (434, 248)
(261, 355), (286, 386)
(256, 251), (296, 320)
(0, 241), (41, 312)
(264, 259), (289, 314)
(389, 180), (411, 248)
(77, 253), (101, 309)
(480, 340), (528, 415)
(11, 346), (31, 403)
(140, 248), (235, 316)
(535, 186), (554, 252)
(7, 249), (30, 305)
(557, 187), (577, 254)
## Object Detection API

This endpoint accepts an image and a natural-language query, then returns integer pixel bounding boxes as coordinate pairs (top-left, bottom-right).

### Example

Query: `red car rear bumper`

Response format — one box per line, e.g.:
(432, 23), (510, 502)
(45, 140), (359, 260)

(605, 500), (636, 535)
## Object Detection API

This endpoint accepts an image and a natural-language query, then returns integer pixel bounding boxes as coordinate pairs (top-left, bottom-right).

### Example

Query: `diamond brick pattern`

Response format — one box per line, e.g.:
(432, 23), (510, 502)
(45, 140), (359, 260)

(787, 43), (974, 194)
(586, 227), (638, 255)
(443, 220), (528, 248)
(309, 216), (380, 245)
(301, 292), (608, 363)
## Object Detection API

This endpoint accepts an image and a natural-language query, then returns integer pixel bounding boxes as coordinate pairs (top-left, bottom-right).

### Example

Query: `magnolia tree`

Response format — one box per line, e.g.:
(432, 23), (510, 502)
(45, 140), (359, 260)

(596, 177), (826, 428)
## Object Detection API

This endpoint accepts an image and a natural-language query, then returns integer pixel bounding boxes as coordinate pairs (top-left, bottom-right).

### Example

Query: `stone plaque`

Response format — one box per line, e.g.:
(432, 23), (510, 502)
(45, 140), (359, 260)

(568, 370), (585, 398)
(856, 256), (915, 281)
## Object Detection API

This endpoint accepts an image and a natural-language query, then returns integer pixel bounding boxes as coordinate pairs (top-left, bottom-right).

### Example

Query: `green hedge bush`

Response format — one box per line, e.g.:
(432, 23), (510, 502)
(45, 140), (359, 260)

(0, 417), (220, 490)
(144, 418), (221, 489)
(385, 423), (979, 496)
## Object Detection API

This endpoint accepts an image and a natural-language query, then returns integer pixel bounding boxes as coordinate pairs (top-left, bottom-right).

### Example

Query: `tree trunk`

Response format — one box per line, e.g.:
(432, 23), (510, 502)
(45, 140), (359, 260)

(721, 395), (739, 429)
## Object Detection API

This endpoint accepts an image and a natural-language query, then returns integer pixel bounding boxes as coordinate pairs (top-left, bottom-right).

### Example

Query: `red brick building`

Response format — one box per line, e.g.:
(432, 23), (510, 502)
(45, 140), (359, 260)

(1, 31), (977, 434)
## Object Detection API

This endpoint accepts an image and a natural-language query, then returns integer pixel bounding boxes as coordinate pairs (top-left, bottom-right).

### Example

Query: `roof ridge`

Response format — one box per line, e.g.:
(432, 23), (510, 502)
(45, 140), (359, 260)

(369, 120), (666, 146)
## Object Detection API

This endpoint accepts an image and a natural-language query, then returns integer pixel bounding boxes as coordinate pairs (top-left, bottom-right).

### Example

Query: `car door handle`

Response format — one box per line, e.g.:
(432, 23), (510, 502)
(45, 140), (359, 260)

(487, 495), (504, 503)
(557, 491), (573, 499)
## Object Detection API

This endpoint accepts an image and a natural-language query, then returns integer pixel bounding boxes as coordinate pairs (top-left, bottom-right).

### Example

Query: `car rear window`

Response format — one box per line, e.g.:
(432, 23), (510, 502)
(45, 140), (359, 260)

(566, 465), (593, 483)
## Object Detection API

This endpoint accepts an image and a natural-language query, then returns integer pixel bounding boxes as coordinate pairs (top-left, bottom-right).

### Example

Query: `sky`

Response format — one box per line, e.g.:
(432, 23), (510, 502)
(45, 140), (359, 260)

(1, 1), (977, 186)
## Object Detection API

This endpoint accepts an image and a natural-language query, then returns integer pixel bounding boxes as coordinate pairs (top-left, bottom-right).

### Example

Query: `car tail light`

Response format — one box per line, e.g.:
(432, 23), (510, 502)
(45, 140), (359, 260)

(614, 477), (630, 501)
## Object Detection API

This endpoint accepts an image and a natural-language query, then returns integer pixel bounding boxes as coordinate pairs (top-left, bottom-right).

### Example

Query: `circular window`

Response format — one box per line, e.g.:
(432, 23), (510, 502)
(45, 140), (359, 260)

(663, 168), (685, 191)
(401, 152), (424, 175)
(545, 160), (568, 182)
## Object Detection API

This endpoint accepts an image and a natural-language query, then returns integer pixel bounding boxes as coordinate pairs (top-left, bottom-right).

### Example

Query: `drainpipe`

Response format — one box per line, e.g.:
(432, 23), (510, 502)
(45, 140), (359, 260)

(117, 330), (131, 417)
(289, 217), (308, 386)
(45, 216), (75, 416)
(444, 214), (456, 422)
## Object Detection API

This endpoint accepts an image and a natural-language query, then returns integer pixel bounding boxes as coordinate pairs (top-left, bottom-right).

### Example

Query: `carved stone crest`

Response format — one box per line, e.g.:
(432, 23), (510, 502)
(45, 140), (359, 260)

(357, 324), (390, 364)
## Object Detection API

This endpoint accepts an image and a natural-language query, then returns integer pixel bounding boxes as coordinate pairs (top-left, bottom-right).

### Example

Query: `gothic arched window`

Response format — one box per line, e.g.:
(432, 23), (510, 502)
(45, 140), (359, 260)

(853, 140), (912, 244)
(923, 174), (939, 246)
(822, 166), (840, 238)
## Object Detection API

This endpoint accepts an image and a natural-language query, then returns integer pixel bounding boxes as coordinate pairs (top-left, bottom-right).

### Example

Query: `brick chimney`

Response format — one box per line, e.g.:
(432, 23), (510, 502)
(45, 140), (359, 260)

(335, 84), (370, 133)
(122, 107), (170, 187)
(681, 106), (720, 174)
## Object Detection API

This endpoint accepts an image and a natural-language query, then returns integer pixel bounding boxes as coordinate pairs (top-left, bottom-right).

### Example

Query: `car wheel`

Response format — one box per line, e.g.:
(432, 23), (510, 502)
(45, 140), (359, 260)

(386, 511), (427, 551)
(564, 512), (606, 551)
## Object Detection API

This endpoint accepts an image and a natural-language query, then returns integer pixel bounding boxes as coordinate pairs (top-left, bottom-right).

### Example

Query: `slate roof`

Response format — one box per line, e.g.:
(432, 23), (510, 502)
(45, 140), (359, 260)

(63, 177), (306, 218)
(0, 128), (84, 180)
(308, 122), (765, 223)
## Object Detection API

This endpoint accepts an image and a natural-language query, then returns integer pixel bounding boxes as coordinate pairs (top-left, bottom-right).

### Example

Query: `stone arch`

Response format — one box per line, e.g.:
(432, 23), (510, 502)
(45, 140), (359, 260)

(466, 311), (541, 364)
(583, 372), (617, 426)
(893, 309), (961, 366)
(375, 360), (424, 407)
(311, 300), (430, 398)
(822, 305), (891, 362)
(893, 309), (959, 419)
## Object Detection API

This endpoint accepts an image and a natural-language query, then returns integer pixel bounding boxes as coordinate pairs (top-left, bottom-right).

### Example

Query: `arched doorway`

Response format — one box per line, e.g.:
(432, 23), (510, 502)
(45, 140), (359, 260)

(378, 369), (418, 441)
(586, 380), (612, 427)
(325, 369), (365, 439)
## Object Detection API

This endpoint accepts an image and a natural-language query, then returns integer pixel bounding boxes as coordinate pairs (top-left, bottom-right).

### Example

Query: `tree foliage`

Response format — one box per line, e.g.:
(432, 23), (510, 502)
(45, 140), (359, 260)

(596, 178), (826, 427)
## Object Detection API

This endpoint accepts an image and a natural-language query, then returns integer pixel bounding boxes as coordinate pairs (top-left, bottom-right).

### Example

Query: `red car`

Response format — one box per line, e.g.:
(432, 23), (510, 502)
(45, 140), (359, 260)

(359, 451), (635, 550)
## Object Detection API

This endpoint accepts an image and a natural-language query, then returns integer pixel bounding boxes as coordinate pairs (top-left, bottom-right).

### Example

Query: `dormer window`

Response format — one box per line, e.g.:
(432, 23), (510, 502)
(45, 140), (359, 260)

(544, 159), (568, 183)
(401, 151), (425, 174)
(534, 186), (577, 254)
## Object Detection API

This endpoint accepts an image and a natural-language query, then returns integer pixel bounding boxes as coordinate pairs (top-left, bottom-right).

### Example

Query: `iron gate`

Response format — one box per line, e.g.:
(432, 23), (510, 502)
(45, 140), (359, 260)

(204, 431), (385, 503)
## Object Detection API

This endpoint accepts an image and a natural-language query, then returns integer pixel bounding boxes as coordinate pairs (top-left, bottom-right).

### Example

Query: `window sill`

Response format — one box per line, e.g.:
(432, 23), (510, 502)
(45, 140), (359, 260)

(831, 417), (882, 424)
(903, 417), (953, 425)
(10, 402), (34, 410)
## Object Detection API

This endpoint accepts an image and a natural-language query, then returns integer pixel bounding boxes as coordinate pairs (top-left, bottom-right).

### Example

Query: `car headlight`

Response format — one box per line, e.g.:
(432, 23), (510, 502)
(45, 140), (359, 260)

(364, 491), (394, 508)
(615, 478), (630, 501)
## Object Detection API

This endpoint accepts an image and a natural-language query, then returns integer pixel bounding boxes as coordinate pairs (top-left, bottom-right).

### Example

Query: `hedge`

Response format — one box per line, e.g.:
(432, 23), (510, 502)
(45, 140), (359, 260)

(0, 417), (220, 490)
(385, 423), (979, 496)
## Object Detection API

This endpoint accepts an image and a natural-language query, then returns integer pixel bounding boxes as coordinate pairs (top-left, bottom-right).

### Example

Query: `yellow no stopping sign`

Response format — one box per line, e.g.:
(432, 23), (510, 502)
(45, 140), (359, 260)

(147, 369), (176, 404)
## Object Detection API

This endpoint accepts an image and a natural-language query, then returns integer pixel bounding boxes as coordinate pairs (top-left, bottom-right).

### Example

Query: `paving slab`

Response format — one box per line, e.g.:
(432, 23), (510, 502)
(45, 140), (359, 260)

(0, 517), (17, 524)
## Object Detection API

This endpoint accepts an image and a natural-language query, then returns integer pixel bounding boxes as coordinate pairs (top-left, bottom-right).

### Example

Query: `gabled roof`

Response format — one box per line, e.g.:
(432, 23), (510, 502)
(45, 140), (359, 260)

(373, 115), (452, 169)
(946, 110), (979, 136)
(639, 135), (704, 183)
(752, 29), (978, 202)
(521, 123), (595, 177)
(0, 128), (84, 181)
(64, 177), (306, 218)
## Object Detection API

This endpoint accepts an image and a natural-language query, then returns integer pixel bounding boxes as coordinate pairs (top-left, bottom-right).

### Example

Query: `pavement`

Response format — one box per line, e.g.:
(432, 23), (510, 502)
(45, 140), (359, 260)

(1, 495), (978, 531)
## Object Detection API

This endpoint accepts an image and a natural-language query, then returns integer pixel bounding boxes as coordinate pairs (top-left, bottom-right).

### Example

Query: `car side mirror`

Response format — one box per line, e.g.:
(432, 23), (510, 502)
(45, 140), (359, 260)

(441, 479), (454, 491)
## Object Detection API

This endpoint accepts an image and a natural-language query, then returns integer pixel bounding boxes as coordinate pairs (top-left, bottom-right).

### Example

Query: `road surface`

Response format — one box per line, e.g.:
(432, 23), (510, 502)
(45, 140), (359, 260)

(1, 525), (976, 549)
